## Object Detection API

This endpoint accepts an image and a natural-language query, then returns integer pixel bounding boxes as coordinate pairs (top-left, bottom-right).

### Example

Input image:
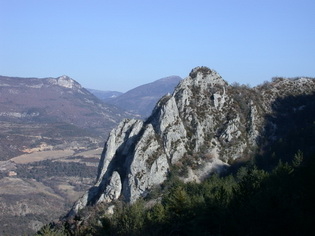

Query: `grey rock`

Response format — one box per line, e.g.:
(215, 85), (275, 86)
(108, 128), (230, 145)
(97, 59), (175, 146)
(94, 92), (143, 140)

(98, 171), (122, 203)
(71, 67), (315, 215)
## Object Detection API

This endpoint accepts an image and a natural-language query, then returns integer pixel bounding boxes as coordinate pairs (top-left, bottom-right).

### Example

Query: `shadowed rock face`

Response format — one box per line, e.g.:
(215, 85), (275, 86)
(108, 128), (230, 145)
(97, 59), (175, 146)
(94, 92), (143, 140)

(70, 67), (315, 215)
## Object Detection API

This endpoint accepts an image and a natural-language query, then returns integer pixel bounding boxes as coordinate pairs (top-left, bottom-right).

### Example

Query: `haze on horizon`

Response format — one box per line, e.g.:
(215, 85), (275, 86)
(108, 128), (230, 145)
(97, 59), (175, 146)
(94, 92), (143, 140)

(0, 0), (314, 92)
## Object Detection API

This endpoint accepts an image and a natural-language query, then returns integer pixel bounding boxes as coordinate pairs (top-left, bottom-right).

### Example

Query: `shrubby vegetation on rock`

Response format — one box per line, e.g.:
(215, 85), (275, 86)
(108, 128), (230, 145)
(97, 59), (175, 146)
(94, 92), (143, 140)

(46, 150), (315, 235)
(38, 67), (315, 235)
(71, 67), (315, 214)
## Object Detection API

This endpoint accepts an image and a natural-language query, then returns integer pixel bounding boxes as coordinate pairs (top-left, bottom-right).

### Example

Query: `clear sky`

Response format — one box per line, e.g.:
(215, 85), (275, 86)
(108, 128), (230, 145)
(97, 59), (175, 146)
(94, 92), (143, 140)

(1, 0), (314, 92)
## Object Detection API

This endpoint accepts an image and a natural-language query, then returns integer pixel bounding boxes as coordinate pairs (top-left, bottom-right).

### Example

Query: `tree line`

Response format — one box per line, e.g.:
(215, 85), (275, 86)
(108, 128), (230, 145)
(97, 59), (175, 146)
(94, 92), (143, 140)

(36, 150), (315, 236)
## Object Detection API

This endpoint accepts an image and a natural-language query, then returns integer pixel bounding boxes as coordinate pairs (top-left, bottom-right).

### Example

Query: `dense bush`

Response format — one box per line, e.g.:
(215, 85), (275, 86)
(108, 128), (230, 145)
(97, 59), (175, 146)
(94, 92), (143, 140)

(55, 151), (314, 236)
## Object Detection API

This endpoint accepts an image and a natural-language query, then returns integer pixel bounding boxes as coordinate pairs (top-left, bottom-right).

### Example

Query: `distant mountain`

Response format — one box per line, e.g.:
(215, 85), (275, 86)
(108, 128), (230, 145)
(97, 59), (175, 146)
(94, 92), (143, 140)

(0, 75), (136, 161)
(0, 75), (133, 235)
(87, 88), (123, 101)
(0, 75), (129, 137)
(104, 76), (182, 117)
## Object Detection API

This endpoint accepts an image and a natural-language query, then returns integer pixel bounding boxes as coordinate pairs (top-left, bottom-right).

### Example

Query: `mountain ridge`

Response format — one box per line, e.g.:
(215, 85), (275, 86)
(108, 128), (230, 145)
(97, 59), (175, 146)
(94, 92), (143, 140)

(69, 66), (315, 216)
(87, 89), (123, 101)
(0, 74), (134, 235)
(0, 75), (132, 137)
(104, 75), (182, 117)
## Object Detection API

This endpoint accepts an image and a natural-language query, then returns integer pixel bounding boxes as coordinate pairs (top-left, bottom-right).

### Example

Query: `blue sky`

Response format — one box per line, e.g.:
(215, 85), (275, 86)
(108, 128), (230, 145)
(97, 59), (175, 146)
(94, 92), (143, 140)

(1, 0), (314, 92)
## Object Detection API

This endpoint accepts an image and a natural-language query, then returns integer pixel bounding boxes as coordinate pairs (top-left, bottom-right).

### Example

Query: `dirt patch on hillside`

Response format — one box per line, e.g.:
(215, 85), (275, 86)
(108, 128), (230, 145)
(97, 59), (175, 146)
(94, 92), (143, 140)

(11, 150), (75, 164)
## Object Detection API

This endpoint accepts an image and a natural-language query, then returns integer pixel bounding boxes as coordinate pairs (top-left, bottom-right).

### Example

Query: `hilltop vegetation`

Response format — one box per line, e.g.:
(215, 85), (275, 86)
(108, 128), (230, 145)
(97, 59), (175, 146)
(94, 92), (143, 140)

(37, 150), (315, 236)
(38, 70), (315, 235)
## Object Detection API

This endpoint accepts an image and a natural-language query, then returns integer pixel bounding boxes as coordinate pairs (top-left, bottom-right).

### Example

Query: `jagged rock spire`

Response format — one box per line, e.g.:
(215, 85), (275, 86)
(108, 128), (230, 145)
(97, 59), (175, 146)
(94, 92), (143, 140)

(69, 67), (315, 216)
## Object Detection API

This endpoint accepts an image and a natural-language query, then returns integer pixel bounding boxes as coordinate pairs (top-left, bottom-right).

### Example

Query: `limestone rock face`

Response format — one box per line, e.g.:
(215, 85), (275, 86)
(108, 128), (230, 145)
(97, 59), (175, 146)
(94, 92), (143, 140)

(47, 75), (82, 89)
(71, 67), (315, 214)
(122, 123), (169, 202)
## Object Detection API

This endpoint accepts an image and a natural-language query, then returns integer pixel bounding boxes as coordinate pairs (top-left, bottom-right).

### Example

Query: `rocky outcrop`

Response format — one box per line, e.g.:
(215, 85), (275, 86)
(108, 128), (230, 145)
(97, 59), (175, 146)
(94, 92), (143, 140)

(71, 67), (315, 215)
(46, 75), (82, 89)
